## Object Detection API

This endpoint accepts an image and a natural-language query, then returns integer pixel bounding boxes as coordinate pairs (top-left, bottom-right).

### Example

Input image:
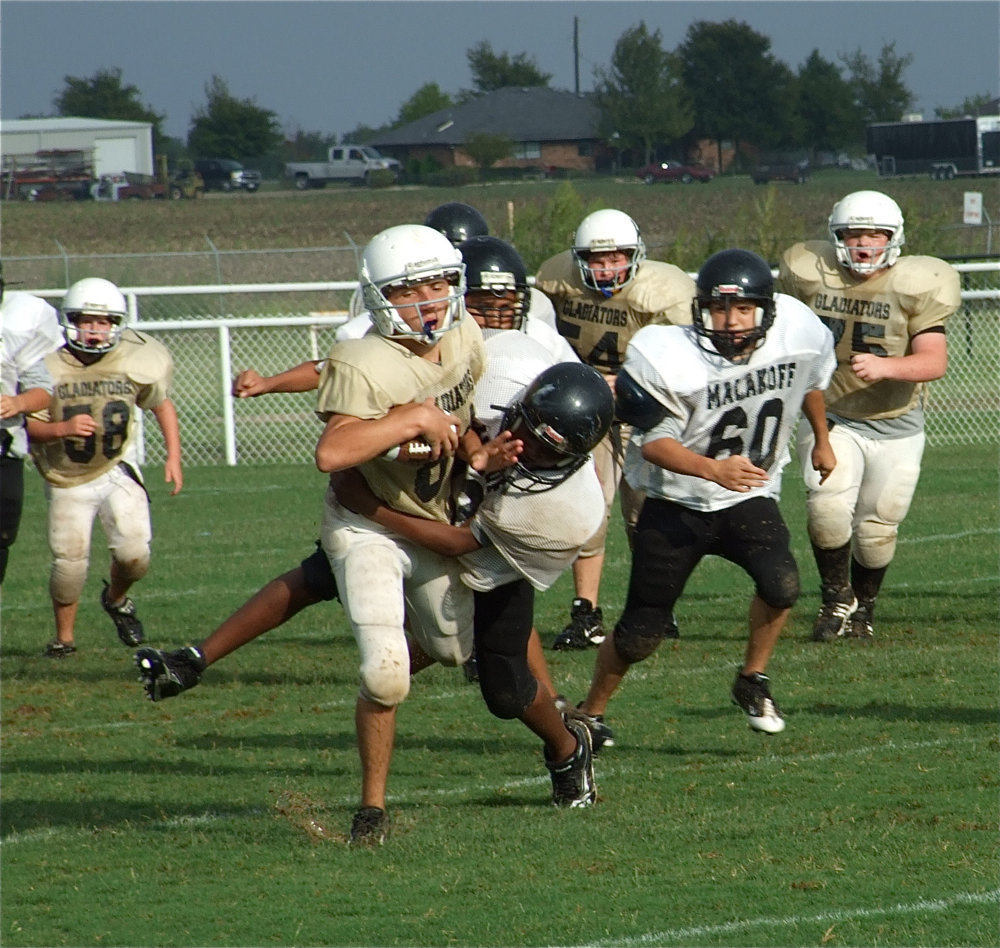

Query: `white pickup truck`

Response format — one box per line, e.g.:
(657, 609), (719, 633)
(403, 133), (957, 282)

(285, 145), (401, 189)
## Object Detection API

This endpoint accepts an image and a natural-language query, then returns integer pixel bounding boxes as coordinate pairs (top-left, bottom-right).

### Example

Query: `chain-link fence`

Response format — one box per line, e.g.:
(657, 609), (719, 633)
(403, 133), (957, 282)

(24, 262), (1000, 466)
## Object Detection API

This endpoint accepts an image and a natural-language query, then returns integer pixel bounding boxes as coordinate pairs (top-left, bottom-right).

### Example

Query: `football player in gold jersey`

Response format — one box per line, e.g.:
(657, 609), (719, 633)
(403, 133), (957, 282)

(26, 278), (182, 657)
(313, 224), (490, 844)
(534, 209), (695, 650)
(778, 190), (960, 641)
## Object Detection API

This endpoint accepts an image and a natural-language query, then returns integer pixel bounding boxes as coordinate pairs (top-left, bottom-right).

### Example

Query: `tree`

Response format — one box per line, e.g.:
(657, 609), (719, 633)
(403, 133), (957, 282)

(840, 42), (914, 124)
(466, 41), (551, 94)
(796, 50), (862, 155)
(396, 83), (453, 126)
(593, 23), (693, 166)
(282, 129), (337, 162)
(678, 20), (798, 170)
(187, 76), (282, 159)
(54, 67), (167, 151)
(339, 122), (392, 145)
(935, 93), (997, 119)
(463, 132), (513, 170)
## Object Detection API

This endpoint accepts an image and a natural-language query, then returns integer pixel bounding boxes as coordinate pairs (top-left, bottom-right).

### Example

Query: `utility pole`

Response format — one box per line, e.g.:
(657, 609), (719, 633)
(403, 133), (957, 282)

(573, 16), (580, 94)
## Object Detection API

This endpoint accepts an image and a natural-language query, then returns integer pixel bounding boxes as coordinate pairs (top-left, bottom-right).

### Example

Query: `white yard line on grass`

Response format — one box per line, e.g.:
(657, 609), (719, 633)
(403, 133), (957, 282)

(573, 888), (1000, 947)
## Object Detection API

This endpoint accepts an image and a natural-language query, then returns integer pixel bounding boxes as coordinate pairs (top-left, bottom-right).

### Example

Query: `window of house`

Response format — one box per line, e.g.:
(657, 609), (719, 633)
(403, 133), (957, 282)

(578, 142), (593, 157)
(513, 142), (542, 160)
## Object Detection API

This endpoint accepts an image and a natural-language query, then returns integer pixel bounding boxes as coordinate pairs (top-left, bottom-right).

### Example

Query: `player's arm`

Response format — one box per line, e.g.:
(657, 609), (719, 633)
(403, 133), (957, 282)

(25, 412), (96, 443)
(641, 437), (768, 493)
(850, 328), (947, 384)
(801, 389), (835, 484)
(149, 398), (183, 495)
(0, 387), (52, 419)
(332, 469), (481, 556)
(316, 398), (461, 472)
(232, 361), (324, 398)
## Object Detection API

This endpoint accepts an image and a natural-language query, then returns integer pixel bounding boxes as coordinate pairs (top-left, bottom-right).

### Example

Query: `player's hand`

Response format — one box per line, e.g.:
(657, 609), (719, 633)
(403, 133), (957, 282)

(406, 398), (462, 459)
(232, 369), (271, 398)
(64, 414), (97, 437)
(0, 394), (23, 419)
(812, 443), (836, 484)
(712, 455), (769, 492)
(330, 468), (379, 517)
(469, 430), (523, 474)
(163, 457), (183, 495)
(850, 353), (890, 383)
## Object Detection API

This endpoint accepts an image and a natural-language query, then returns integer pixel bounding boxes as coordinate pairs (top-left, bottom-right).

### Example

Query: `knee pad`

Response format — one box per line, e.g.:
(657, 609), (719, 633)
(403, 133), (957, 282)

(757, 569), (801, 611)
(806, 493), (854, 549)
(613, 607), (673, 664)
(853, 520), (898, 570)
(477, 651), (537, 719)
(110, 541), (151, 584)
(358, 657), (410, 708)
(50, 556), (89, 605)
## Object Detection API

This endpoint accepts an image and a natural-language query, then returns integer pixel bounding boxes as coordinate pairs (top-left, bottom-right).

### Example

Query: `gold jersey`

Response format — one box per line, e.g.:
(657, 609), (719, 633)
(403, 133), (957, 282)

(534, 252), (694, 374)
(778, 241), (960, 421)
(30, 330), (174, 488)
(316, 316), (485, 523)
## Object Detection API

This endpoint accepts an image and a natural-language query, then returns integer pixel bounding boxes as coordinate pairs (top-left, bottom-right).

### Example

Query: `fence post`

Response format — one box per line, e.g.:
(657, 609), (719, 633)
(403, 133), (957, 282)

(54, 239), (70, 287)
(219, 324), (237, 465)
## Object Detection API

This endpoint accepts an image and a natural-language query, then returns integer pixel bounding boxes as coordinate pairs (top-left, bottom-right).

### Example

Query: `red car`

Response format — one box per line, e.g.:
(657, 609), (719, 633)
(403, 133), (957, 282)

(637, 161), (713, 184)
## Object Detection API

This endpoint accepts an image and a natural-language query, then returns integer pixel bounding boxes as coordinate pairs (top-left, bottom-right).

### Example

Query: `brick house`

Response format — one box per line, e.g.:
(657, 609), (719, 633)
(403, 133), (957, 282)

(370, 86), (614, 174)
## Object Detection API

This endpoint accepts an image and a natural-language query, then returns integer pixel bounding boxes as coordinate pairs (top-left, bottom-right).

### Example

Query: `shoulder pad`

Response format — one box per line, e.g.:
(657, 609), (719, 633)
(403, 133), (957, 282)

(122, 331), (174, 385)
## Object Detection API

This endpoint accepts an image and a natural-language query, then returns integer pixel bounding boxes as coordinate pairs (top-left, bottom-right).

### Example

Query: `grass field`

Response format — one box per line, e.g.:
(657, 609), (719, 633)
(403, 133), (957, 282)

(2, 442), (997, 947)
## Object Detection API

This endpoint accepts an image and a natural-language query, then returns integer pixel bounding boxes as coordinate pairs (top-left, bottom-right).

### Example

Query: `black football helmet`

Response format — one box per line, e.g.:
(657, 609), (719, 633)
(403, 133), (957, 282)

(500, 363), (614, 492)
(424, 202), (489, 247)
(691, 249), (776, 361)
(459, 236), (529, 330)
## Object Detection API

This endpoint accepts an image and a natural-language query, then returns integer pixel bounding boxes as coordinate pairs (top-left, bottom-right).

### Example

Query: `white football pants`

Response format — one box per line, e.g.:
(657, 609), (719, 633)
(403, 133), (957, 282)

(797, 419), (925, 569)
(321, 487), (473, 708)
(46, 465), (152, 604)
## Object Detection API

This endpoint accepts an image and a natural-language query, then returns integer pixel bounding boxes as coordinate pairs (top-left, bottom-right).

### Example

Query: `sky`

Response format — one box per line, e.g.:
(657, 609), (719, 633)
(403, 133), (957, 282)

(2, 1), (998, 143)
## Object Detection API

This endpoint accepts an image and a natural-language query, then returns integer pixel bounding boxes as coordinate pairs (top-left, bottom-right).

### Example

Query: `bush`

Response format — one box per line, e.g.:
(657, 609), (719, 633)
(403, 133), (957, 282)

(424, 166), (479, 188)
(366, 169), (397, 189)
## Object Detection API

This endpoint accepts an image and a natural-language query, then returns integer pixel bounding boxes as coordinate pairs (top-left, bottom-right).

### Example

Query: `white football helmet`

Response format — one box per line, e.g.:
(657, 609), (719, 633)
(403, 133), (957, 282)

(359, 224), (466, 344)
(828, 190), (905, 275)
(572, 209), (646, 295)
(59, 277), (130, 354)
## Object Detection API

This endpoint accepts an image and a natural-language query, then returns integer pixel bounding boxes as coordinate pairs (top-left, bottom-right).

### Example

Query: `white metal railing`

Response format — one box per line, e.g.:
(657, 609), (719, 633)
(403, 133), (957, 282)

(30, 265), (1000, 463)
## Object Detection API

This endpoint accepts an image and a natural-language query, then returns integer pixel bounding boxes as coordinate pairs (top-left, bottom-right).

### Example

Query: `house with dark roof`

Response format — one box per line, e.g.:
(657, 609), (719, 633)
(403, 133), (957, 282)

(370, 86), (613, 174)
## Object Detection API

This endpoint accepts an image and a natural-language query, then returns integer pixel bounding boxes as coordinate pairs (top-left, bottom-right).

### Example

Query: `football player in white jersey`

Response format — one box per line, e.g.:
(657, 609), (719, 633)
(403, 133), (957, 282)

(26, 278), (182, 657)
(778, 191), (960, 641)
(535, 209), (695, 651)
(575, 250), (837, 736)
(0, 265), (62, 584)
(334, 357), (613, 808)
(458, 235), (577, 362)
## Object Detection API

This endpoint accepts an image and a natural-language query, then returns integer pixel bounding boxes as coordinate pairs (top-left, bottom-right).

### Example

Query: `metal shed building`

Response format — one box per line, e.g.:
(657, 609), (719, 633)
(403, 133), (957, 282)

(0, 117), (154, 176)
